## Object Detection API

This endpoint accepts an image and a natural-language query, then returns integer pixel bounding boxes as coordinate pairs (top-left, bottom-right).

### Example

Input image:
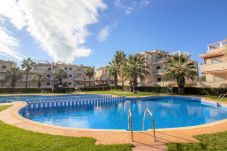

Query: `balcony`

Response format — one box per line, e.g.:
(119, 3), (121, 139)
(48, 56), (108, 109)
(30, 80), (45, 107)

(208, 39), (227, 51)
(200, 62), (227, 73)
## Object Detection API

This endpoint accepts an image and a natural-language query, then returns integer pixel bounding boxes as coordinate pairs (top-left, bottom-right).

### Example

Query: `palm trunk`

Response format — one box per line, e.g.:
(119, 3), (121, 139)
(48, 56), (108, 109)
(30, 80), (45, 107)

(177, 76), (185, 94)
(121, 75), (124, 90)
(25, 74), (28, 88)
(89, 76), (91, 86)
(114, 73), (118, 88)
(132, 76), (138, 94)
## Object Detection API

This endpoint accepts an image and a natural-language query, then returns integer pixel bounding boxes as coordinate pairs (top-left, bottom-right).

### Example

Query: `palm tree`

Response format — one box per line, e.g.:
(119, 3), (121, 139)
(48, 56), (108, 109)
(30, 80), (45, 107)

(123, 54), (148, 93)
(21, 58), (36, 88)
(114, 50), (126, 88)
(5, 67), (23, 88)
(108, 60), (118, 87)
(164, 54), (198, 94)
(53, 68), (67, 85)
(84, 67), (94, 86)
(108, 50), (126, 88)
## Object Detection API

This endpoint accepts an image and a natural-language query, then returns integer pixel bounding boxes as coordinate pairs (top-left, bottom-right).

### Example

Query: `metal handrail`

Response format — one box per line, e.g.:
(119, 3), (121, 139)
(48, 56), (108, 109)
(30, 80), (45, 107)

(217, 94), (226, 105)
(217, 94), (224, 102)
(142, 108), (156, 141)
(128, 108), (134, 142)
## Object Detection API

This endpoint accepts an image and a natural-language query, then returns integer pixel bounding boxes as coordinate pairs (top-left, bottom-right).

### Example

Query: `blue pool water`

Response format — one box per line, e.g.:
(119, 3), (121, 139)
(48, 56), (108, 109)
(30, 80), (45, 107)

(14, 95), (227, 131)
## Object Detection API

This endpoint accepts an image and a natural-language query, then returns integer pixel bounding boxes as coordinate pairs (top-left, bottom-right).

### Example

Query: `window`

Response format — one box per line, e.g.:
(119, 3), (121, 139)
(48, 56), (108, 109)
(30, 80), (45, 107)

(47, 75), (51, 78)
(157, 78), (161, 82)
(2, 65), (6, 69)
(69, 74), (72, 77)
(68, 82), (72, 85)
(47, 67), (51, 71)
(64, 75), (68, 78)
(156, 66), (161, 70)
(64, 67), (67, 70)
(46, 82), (50, 85)
(69, 67), (72, 70)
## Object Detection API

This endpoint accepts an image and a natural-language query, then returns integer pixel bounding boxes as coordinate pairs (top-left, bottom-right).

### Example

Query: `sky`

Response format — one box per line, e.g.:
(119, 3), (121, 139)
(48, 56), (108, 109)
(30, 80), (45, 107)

(0, 0), (227, 68)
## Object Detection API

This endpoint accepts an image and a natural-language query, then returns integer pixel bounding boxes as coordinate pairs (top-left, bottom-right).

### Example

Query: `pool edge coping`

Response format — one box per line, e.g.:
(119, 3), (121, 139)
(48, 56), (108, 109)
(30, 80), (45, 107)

(1, 95), (227, 146)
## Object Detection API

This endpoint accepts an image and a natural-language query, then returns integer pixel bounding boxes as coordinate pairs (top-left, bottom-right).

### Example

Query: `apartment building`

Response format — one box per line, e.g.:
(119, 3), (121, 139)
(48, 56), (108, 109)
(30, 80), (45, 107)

(95, 66), (114, 85)
(138, 50), (198, 87)
(0, 60), (16, 88)
(0, 60), (94, 88)
(200, 39), (227, 88)
(96, 50), (198, 87)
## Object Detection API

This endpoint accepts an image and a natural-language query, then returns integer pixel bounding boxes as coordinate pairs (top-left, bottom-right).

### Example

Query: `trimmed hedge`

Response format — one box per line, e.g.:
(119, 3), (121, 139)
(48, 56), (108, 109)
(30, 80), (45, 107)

(0, 88), (75, 93)
(80, 85), (227, 96)
(137, 86), (227, 96)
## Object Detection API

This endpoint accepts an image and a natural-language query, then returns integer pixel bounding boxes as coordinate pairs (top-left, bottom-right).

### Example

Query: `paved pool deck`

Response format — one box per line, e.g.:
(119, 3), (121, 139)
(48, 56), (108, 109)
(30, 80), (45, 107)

(0, 97), (227, 151)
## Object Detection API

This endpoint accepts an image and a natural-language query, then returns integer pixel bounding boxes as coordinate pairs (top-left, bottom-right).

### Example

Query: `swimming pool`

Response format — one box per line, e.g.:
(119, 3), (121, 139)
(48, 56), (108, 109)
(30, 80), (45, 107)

(13, 95), (227, 131)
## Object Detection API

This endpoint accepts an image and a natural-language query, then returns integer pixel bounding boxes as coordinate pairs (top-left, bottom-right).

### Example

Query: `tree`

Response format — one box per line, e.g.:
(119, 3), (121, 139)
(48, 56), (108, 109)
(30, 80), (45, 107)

(108, 60), (118, 87)
(21, 58), (36, 88)
(0, 76), (7, 88)
(84, 67), (94, 86)
(114, 50), (126, 89)
(33, 74), (45, 88)
(5, 67), (23, 88)
(53, 68), (67, 86)
(108, 50), (126, 88)
(123, 54), (148, 93)
(164, 54), (198, 94)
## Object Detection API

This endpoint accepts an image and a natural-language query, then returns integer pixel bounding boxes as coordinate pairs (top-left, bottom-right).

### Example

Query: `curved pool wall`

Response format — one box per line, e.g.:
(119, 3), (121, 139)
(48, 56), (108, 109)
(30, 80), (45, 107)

(14, 95), (227, 131)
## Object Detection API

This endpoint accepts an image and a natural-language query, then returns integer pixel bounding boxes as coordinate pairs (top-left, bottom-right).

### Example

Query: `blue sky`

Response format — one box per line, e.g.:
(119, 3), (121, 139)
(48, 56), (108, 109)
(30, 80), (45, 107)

(0, 0), (227, 68)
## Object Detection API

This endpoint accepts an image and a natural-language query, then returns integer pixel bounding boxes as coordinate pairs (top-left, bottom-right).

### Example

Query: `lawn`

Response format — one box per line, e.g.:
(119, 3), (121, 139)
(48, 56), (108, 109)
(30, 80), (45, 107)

(0, 106), (132, 151)
(82, 90), (163, 97)
(83, 90), (227, 102)
(168, 131), (227, 151)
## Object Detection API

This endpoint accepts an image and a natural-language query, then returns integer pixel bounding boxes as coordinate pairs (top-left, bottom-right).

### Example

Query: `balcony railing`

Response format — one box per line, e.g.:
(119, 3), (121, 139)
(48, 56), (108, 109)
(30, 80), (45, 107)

(208, 40), (227, 51)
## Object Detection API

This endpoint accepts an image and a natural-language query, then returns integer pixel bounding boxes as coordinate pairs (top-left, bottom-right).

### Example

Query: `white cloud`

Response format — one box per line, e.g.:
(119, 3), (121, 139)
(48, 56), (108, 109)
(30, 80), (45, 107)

(0, 26), (26, 61)
(97, 26), (110, 42)
(140, 0), (150, 7)
(114, 0), (134, 15)
(0, 0), (107, 63)
(114, 0), (150, 14)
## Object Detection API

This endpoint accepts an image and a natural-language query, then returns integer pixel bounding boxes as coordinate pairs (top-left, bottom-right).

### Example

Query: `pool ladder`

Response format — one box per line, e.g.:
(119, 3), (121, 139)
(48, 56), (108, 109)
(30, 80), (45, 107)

(217, 93), (226, 106)
(128, 108), (156, 142)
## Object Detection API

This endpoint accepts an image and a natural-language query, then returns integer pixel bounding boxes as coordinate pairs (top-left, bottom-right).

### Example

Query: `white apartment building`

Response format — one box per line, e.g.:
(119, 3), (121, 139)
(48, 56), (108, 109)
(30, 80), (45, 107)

(139, 50), (198, 87)
(0, 60), (95, 88)
(95, 50), (198, 87)
(0, 60), (16, 88)
(95, 66), (114, 85)
(199, 39), (227, 88)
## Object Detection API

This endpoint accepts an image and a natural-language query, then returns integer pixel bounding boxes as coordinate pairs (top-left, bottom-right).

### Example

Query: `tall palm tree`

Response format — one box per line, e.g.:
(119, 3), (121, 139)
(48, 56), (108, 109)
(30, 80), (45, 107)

(164, 54), (198, 94)
(5, 67), (23, 88)
(108, 60), (118, 87)
(84, 67), (94, 86)
(21, 58), (36, 88)
(114, 50), (126, 88)
(53, 68), (67, 85)
(123, 54), (148, 93)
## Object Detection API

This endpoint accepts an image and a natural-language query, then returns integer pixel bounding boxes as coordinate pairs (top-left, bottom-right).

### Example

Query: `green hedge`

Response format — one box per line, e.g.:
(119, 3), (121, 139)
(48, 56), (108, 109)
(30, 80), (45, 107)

(182, 87), (227, 96)
(0, 88), (52, 93)
(137, 86), (227, 96)
(0, 88), (75, 93)
(80, 86), (227, 96)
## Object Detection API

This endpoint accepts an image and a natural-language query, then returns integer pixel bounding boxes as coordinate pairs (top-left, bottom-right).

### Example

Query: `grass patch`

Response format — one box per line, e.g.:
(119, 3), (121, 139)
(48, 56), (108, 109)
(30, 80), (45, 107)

(0, 105), (11, 112)
(0, 105), (132, 151)
(168, 131), (227, 151)
(205, 96), (227, 102)
(82, 90), (162, 97)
